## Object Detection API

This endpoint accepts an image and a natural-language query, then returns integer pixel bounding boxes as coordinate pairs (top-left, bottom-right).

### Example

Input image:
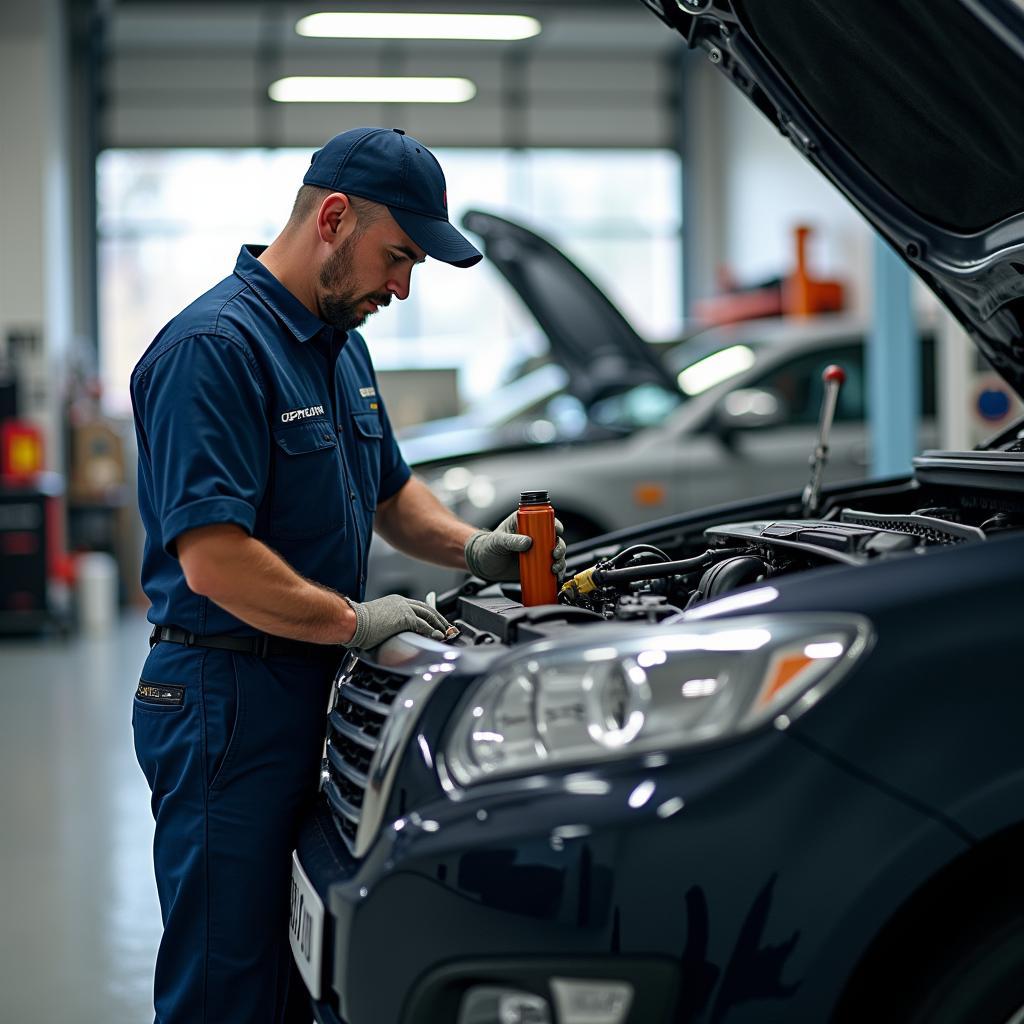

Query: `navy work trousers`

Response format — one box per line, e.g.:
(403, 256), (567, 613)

(133, 640), (335, 1024)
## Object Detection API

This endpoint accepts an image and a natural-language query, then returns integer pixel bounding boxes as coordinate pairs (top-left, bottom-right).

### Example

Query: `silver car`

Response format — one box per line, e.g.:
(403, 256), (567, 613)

(369, 312), (936, 598)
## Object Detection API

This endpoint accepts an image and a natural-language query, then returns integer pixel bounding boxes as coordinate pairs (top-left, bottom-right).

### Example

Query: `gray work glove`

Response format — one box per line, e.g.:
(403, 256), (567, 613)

(464, 511), (566, 583)
(343, 594), (453, 649)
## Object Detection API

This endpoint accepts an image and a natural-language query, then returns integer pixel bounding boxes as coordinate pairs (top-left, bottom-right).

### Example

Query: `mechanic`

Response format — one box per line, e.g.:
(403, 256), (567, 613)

(129, 126), (566, 1024)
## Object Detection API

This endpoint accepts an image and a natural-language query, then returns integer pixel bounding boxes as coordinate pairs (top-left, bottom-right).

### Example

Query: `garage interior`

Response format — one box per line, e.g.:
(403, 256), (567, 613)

(1, 2), (1019, 1022)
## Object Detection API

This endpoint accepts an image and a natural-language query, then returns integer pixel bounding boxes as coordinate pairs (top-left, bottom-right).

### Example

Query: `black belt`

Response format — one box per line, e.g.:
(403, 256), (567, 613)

(150, 625), (341, 662)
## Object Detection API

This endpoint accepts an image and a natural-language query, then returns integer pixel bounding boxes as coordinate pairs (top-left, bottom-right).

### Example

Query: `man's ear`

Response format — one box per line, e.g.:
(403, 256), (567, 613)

(316, 192), (356, 245)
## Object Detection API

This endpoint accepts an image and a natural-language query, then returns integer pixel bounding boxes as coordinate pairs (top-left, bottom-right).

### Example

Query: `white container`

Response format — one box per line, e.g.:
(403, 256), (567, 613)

(77, 551), (119, 633)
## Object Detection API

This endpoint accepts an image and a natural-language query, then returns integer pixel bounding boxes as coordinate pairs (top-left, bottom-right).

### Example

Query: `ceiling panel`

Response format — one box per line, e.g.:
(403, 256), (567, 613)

(101, 0), (684, 149)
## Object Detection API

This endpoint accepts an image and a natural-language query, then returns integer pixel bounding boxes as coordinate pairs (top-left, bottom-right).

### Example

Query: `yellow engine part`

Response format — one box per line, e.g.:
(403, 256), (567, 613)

(559, 566), (599, 598)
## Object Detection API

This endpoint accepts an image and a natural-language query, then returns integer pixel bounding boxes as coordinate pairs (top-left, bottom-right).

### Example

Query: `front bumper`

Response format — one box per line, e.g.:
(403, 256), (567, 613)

(296, 728), (967, 1024)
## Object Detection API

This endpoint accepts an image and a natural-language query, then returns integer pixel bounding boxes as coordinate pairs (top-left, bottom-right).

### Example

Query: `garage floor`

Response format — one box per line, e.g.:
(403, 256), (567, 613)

(0, 613), (160, 1023)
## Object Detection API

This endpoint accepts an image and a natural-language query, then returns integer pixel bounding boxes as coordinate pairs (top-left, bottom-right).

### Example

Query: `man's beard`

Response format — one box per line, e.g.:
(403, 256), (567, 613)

(318, 237), (390, 332)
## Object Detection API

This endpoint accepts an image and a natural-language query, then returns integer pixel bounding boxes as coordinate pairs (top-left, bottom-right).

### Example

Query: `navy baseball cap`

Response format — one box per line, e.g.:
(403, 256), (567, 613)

(303, 127), (482, 268)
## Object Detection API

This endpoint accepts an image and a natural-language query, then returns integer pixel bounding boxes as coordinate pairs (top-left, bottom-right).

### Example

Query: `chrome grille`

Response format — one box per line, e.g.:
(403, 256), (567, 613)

(323, 660), (410, 854)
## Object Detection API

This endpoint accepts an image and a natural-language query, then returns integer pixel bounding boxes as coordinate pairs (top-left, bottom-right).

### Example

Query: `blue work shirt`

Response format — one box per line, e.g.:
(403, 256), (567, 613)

(131, 244), (411, 636)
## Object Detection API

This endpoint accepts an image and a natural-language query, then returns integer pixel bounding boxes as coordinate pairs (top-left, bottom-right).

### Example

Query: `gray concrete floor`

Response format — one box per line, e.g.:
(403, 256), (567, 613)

(0, 612), (161, 1024)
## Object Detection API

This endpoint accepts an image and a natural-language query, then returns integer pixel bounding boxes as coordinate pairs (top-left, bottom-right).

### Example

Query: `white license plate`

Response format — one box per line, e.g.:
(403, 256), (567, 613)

(289, 850), (325, 1000)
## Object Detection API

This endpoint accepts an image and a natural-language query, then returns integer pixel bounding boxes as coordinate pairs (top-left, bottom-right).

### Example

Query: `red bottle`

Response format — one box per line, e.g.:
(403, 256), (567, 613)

(517, 489), (558, 606)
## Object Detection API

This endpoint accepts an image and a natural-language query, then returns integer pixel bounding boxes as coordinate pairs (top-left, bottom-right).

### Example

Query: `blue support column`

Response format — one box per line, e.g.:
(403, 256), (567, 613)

(869, 234), (919, 476)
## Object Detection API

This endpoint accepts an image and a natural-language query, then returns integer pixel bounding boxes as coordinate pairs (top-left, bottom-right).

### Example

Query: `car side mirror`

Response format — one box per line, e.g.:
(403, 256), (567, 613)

(714, 388), (789, 436)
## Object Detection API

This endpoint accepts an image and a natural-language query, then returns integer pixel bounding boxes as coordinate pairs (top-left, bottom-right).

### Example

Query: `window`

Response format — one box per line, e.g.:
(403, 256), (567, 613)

(735, 334), (936, 428)
(751, 344), (865, 425)
(97, 148), (682, 417)
(589, 384), (683, 430)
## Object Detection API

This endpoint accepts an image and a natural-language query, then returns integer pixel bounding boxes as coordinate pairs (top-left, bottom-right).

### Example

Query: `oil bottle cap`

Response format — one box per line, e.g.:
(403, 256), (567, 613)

(519, 489), (549, 504)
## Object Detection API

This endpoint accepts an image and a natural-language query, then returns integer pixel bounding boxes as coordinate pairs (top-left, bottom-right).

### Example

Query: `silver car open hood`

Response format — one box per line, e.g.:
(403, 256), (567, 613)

(643, 0), (1024, 399)
(461, 209), (680, 405)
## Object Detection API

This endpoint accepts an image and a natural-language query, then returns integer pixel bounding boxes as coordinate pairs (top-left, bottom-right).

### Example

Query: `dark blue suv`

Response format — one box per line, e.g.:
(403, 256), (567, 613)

(290, 1), (1024, 1021)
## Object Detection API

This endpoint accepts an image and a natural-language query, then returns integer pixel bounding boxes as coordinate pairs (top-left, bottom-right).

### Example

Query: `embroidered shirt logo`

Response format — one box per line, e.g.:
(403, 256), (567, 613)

(358, 387), (376, 398)
(280, 405), (325, 423)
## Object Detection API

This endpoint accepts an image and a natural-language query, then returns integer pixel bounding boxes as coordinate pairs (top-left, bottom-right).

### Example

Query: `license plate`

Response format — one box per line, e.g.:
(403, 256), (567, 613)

(288, 850), (324, 1000)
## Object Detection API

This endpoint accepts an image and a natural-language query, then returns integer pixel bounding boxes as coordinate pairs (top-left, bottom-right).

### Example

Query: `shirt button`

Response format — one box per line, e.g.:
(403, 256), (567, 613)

(349, 491), (357, 502)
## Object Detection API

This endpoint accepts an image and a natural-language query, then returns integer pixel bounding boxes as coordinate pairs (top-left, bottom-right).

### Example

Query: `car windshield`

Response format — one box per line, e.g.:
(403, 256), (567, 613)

(481, 336), (775, 435)
(405, 331), (786, 442)
(668, 335), (770, 396)
(588, 383), (683, 430)
(460, 362), (569, 426)
(454, 362), (684, 436)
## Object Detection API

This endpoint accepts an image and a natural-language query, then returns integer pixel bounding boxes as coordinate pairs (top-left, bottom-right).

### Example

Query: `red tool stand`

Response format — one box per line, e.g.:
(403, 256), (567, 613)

(0, 420), (71, 634)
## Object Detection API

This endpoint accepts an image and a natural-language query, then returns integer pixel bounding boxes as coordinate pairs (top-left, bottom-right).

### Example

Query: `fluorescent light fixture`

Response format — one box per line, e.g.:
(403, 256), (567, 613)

(269, 76), (476, 104)
(296, 12), (541, 41)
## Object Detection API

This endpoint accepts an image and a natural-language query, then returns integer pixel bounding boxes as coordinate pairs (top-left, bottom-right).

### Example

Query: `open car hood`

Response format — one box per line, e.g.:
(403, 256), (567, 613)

(461, 209), (680, 405)
(642, 0), (1024, 400)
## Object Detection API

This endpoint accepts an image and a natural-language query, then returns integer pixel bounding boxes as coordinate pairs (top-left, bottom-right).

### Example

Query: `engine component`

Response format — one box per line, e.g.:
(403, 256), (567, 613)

(705, 509), (987, 566)
(558, 546), (749, 602)
(839, 508), (986, 545)
(689, 555), (770, 605)
(605, 543), (671, 567)
(979, 512), (1021, 533)
(613, 594), (681, 621)
(802, 363), (847, 517)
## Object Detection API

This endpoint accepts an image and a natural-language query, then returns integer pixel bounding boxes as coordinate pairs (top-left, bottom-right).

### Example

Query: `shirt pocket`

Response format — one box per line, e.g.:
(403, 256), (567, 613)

(351, 410), (383, 510)
(270, 420), (346, 539)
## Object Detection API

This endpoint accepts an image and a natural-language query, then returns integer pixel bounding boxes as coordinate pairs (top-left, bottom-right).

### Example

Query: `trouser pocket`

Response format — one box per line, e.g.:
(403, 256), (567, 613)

(132, 645), (203, 798)
(204, 650), (244, 793)
(135, 680), (185, 708)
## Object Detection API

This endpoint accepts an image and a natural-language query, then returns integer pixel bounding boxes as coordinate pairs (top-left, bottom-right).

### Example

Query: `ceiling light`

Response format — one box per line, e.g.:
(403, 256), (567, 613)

(296, 12), (541, 41)
(268, 76), (476, 104)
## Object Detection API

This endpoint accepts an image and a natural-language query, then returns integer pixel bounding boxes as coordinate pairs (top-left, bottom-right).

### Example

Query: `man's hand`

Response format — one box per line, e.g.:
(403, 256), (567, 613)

(464, 511), (566, 583)
(344, 594), (453, 649)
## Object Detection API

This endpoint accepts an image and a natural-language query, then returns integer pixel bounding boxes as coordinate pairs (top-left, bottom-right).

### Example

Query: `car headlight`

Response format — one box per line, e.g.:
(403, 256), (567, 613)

(443, 614), (871, 786)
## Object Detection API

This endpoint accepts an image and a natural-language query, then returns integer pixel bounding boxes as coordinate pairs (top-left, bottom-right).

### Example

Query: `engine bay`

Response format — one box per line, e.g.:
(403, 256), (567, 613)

(443, 460), (1024, 647)
(437, 359), (1024, 646)
(428, 362), (1024, 648)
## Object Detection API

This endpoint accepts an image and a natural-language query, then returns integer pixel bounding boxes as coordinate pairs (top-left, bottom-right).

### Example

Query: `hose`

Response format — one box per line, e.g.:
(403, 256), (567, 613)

(606, 543), (671, 567)
(593, 547), (746, 586)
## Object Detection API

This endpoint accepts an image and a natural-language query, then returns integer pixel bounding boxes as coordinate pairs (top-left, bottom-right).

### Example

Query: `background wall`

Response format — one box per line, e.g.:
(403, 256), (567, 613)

(720, 78), (871, 316)
(683, 57), (871, 319)
(0, 0), (75, 473)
